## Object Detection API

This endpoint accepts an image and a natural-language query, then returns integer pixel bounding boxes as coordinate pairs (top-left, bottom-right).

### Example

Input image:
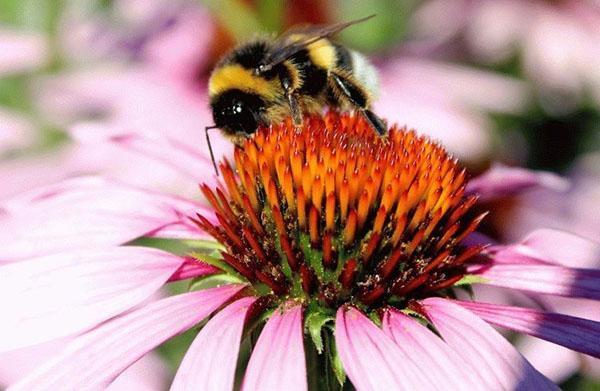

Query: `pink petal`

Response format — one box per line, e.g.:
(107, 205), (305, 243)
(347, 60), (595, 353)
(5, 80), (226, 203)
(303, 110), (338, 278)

(521, 229), (600, 268)
(376, 85), (492, 162)
(142, 6), (215, 82)
(167, 257), (220, 282)
(171, 297), (256, 390)
(0, 337), (70, 387)
(517, 336), (579, 384)
(469, 263), (600, 300)
(466, 164), (569, 201)
(37, 67), (232, 161)
(454, 300), (600, 358)
(486, 244), (557, 266)
(9, 284), (245, 390)
(382, 309), (485, 390)
(107, 352), (169, 391)
(335, 306), (437, 390)
(242, 304), (307, 391)
(110, 133), (218, 188)
(421, 298), (557, 390)
(146, 221), (212, 240)
(0, 177), (198, 261)
(0, 247), (184, 352)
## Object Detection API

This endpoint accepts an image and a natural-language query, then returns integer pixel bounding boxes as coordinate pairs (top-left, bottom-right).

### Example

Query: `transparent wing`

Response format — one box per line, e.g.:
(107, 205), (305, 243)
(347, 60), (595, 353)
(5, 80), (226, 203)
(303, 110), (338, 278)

(260, 14), (375, 72)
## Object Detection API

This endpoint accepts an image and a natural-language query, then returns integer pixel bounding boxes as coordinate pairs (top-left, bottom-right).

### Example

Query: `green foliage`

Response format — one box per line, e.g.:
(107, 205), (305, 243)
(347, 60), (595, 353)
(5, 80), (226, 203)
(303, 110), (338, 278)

(334, 0), (417, 52)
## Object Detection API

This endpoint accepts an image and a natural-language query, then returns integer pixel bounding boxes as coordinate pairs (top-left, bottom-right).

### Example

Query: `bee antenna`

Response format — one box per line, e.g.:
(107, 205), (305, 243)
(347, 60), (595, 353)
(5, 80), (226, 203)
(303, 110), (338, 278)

(205, 125), (219, 177)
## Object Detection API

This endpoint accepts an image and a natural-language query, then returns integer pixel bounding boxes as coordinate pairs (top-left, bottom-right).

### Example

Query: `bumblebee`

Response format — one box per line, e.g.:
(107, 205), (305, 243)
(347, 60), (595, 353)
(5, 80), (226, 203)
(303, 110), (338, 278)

(206, 15), (385, 170)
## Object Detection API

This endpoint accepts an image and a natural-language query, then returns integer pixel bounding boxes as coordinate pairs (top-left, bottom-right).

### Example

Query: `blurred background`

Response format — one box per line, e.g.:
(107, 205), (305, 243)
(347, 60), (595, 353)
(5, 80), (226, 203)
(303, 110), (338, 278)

(0, 0), (598, 389)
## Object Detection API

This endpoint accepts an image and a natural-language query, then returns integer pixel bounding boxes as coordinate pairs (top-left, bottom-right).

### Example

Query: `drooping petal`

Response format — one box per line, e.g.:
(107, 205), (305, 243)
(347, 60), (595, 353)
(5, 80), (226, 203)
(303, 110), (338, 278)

(486, 244), (556, 265)
(454, 300), (600, 358)
(167, 257), (220, 282)
(466, 164), (568, 201)
(421, 298), (558, 390)
(335, 306), (437, 390)
(382, 309), (485, 390)
(521, 229), (600, 268)
(0, 177), (200, 261)
(9, 284), (245, 390)
(171, 297), (256, 391)
(517, 336), (580, 384)
(469, 263), (600, 300)
(242, 304), (307, 391)
(488, 229), (600, 268)
(0, 247), (184, 352)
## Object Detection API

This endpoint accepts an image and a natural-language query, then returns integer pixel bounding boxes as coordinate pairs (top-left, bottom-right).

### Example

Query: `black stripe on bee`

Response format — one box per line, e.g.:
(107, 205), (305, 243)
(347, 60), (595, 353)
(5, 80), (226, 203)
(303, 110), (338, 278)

(292, 49), (328, 96)
(229, 41), (270, 69)
(333, 43), (353, 72)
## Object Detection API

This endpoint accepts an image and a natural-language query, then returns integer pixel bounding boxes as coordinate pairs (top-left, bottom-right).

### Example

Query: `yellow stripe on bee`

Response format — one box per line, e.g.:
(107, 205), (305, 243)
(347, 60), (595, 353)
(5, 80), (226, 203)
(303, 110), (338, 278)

(307, 39), (336, 70)
(208, 64), (278, 98)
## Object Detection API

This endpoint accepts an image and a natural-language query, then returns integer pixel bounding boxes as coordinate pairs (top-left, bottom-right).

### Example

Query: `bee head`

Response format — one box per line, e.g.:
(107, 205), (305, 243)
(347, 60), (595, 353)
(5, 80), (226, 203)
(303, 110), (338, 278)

(210, 89), (266, 138)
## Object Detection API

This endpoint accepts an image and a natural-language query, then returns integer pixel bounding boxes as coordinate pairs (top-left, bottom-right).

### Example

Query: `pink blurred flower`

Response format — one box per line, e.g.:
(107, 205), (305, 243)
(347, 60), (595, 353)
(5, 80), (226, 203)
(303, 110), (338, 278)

(1, 1), (228, 199)
(496, 153), (600, 243)
(0, 108), (36, 153)
(413, 0), (600, 113)
(1, 114), (598, 389)
(0, 27), (48, 76)
(376, 56), (530, 162)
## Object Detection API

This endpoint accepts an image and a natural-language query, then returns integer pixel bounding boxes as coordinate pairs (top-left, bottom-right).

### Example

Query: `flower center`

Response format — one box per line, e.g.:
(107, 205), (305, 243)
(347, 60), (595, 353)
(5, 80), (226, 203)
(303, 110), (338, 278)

(196, 112), (486, 310)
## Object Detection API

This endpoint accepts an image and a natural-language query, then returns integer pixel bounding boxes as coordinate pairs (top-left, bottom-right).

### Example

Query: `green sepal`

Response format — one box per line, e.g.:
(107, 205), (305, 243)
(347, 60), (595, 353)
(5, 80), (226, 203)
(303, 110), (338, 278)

(129, 237), (224, 256)
(455, 274), (488, 286)
(304, 303), (335, 354)
(189, 273), (244, 292)
(325, 325), (347, 386)
(454, 283), (476, 299)
(189, 252), (242, 280)
(368, 311), (382, 327)
(400, 308), (429, 325)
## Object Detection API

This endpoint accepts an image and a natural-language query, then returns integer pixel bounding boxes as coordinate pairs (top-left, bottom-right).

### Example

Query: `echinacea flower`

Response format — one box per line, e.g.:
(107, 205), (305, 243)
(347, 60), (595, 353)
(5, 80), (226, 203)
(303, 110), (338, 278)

(2, 112), (599, 390)
(413, 0), (600, 113)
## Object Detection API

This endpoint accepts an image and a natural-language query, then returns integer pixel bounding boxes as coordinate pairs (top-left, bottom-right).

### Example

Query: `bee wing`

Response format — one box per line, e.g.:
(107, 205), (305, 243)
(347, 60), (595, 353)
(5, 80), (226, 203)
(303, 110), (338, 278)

(261, 14), (375, 72)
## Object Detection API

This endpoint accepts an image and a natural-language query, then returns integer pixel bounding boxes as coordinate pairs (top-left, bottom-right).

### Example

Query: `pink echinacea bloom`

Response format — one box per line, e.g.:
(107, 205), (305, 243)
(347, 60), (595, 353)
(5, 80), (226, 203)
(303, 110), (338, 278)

(1, 112), (598, 390)
(412, 0), (600, 113)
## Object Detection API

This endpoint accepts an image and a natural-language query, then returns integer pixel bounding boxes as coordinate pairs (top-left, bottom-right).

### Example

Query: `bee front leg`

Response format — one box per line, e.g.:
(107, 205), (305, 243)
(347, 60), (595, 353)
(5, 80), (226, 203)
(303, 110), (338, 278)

(280, 72), (303, 127)
(286, 92), (303, 127)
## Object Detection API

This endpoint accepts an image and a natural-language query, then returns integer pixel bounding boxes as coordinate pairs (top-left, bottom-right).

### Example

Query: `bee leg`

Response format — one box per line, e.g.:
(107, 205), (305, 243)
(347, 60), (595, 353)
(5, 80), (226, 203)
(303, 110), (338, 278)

(287, 91), (303, 127)
(361, 109), (387, 136)
(280, 73), (303, 127)
(330, 72), (388, 135)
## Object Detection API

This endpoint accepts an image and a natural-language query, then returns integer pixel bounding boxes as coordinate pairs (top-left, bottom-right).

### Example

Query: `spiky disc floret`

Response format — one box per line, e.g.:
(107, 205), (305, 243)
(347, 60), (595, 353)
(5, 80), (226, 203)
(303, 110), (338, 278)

(196, 112), (486, 309)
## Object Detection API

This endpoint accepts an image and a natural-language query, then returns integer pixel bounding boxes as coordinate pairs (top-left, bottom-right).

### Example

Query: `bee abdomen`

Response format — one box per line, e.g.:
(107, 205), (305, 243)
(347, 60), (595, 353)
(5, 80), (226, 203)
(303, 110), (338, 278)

(348, 50), (379, 97)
